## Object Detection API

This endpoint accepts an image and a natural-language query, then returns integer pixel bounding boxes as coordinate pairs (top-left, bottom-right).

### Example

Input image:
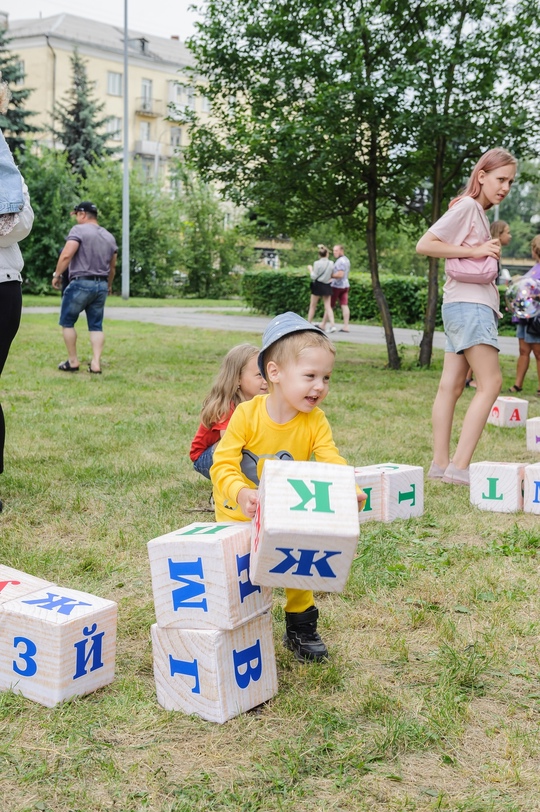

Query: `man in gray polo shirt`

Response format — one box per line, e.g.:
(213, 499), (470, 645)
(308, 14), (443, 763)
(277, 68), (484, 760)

(52, 201), (117, 373)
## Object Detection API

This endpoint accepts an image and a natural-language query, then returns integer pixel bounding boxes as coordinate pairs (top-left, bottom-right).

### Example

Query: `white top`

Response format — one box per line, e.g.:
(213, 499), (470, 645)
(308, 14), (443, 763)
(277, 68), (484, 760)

(429, 196), (500, 316)
(0, 184), (34, 285)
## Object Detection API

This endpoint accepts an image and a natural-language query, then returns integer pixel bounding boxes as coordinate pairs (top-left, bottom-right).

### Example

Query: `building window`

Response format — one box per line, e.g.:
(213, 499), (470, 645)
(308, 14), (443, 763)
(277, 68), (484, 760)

(107, 71), (123, 96)
(170, 127), (182, 148)
(107, 117), (122, 141)
(141, 79), (153, 103)
(186, 86), (196, 111)
(201, 95), (211, 113)
(140, 121), (151, 141)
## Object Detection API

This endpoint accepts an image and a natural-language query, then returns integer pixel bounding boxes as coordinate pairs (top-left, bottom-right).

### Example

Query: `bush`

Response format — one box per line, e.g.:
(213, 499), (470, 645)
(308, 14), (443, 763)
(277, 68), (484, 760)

(242, 268), (444, 328)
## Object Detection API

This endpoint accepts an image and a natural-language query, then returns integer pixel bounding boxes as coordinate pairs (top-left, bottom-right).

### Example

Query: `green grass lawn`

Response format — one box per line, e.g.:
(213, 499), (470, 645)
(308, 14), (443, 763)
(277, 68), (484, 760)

(1, 314), (540, 812)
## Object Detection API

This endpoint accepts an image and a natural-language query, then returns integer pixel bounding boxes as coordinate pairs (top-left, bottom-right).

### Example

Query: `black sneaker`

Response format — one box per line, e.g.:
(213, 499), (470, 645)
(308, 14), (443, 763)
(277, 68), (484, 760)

(283, 605), (328, 662)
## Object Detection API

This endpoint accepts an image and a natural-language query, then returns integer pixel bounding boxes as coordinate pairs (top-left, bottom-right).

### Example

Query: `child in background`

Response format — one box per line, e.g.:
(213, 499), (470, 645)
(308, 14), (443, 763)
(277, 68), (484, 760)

(509, 235), (540, 394)
(190, 344), (268, 479)
(210, 312), (366, 663)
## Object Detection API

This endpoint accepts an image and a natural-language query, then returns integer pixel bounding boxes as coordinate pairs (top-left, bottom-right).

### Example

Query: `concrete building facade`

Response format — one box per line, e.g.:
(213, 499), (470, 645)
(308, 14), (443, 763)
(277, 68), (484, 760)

(4, 12), (205, 182)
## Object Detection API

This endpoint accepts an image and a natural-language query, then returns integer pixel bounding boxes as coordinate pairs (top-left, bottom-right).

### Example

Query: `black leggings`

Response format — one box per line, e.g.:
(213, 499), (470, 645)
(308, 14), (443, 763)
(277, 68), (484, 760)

(0, 281), (22, 474)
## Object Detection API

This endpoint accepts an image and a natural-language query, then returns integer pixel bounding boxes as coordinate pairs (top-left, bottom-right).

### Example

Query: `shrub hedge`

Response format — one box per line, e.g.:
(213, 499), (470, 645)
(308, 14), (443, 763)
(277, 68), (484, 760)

(242, 269), (516, 333)
(242, 269), (441, 328)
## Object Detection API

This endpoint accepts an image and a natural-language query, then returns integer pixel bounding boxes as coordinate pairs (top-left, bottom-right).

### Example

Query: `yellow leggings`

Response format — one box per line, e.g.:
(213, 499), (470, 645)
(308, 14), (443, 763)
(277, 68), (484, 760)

(284, 588), (314, 614)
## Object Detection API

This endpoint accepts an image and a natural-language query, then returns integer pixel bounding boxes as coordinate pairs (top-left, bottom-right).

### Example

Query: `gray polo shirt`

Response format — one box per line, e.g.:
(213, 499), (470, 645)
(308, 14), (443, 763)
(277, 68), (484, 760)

(67, 223), (118, 280)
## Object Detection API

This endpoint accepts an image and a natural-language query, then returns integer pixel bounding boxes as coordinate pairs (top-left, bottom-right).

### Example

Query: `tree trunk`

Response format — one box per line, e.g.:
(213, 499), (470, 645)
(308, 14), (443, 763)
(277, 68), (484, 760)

(418, 135), (446, 367)
(366, 133), (400, 370)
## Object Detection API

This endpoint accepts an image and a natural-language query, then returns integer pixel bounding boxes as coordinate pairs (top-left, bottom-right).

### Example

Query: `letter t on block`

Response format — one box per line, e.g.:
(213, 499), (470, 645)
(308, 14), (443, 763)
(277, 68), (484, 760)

(470, 461), (526, 513)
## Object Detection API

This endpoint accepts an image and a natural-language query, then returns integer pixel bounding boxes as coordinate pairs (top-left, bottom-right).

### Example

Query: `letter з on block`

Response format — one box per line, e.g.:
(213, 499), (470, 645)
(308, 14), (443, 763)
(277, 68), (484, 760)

(250, 459), (359, 592)
(487, 396), (528, 428)
(151, 612), (278, 723)
(354, 463), (424, 523)
(147, 522), (272, 630)
(470, 461), (526, 513)
(0, 585), (117, 708)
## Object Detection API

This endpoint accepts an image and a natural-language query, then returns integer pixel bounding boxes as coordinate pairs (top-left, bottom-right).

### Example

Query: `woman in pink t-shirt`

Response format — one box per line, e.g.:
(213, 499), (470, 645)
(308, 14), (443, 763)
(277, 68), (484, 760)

(416, 148), (517, 486)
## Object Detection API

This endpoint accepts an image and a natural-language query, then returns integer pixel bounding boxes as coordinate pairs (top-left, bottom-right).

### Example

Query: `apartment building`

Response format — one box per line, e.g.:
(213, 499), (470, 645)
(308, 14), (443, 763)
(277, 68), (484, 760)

(5, 12), (207, 182)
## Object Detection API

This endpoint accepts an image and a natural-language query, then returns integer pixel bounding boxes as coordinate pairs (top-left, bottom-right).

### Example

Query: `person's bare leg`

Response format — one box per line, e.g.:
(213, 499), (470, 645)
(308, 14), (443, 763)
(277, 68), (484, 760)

(341, 302), (350, 330)
(307, 295), (320, 323)
(514, 339), (531, 389)
(62, 327), (79, 368)
(452, 344), (502, 469)
(531, 343), (540, 391)
(432, 352), (469, 470)
(322, 296), (334, 329)
(89, 331), (105, 372)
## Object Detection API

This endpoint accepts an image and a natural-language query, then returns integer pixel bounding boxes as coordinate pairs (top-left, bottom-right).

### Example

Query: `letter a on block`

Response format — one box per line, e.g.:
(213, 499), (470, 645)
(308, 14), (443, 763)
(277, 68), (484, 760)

(250, 459), (359, 592)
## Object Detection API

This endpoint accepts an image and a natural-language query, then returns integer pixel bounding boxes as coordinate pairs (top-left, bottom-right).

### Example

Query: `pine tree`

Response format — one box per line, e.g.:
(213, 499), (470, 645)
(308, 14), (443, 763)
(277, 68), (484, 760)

(0, 25), (39, 153)
(52, 48), (117, 177)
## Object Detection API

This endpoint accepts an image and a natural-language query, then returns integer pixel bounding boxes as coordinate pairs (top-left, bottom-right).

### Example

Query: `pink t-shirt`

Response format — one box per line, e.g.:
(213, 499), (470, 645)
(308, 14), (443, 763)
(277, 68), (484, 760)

(429, 196), (500, 316)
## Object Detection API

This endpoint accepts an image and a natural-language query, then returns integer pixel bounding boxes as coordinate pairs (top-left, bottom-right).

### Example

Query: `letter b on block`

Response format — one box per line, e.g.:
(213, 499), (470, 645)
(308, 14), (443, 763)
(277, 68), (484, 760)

(151, 612), (277, 723)
(250, 460), (359, 591)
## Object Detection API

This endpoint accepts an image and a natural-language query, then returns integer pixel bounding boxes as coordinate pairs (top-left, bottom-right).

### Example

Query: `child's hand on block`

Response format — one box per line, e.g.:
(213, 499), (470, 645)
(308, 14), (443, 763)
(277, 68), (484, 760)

(237, 487), (259, 519)
(356, 486), (367, 512)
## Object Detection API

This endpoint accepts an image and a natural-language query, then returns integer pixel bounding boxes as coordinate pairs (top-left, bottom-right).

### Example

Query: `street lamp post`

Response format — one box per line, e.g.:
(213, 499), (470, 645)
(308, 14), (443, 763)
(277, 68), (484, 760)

(122, 0), (130, 300)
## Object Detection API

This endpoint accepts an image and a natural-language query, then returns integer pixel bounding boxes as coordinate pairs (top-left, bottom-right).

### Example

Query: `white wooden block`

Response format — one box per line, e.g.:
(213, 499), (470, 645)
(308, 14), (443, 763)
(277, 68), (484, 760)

(353, 468), (384, 523)
(354, 463), (424, 522)
(250, 460), (359, 591)
(151, 612), (277, 723)
(0, 586), (117, 707)
(523, 463), (540, 514)
(0, 565), (55, 605)
(148, 522), (272, 630)
(470, 461), (526, 513)
(487, 396), (528, 427)
(526, 418), (540, 452)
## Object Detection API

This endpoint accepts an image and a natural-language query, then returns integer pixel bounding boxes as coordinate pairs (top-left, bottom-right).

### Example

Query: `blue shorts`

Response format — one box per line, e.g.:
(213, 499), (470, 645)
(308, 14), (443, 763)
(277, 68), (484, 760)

(59, 278), (108, 331)
(442, 302), (499, 354)
(517, 322), (540, 344)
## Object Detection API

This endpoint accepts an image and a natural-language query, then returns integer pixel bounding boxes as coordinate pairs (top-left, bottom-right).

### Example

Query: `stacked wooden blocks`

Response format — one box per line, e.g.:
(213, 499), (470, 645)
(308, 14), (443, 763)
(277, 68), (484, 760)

(148, 522), (277, 724)
(250, 460), (360, 591)
(470, 461), (540, 513)
(487, 396), (528, 427)
(353, 463), (424, 523)
(0, 564), (117, 708)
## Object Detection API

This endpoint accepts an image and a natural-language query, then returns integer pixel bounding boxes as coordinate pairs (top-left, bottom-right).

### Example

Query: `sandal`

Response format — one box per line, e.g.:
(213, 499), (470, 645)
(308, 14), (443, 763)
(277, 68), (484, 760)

(58, 360), (79, 372)
(88, 365), (102, 374)
(509, 385), (523, 393)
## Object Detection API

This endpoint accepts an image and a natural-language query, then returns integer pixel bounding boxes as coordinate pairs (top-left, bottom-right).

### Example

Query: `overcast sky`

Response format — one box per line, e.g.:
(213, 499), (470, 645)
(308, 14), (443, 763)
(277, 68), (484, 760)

(0, 0), (201, 41)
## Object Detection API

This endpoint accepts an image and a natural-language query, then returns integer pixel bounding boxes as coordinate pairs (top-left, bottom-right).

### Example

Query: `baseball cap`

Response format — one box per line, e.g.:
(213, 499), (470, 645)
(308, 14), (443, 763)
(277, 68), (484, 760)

(72, 201), (98, 215)
(258, 311), (325, 378)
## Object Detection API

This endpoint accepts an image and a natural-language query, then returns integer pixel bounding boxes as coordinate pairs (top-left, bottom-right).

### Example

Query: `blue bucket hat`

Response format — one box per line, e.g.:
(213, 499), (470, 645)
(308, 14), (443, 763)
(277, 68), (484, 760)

(258, 312), (325, 378)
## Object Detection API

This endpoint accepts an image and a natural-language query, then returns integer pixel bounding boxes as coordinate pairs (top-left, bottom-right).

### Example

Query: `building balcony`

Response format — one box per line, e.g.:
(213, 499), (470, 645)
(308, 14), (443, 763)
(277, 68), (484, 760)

(134, 140), (174, 158)
(135, 97), (164, 117)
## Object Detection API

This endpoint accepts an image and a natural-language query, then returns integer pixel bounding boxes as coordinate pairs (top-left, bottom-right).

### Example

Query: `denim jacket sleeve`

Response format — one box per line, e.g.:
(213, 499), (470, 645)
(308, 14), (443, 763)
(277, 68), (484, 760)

(0, 128), (24, 214)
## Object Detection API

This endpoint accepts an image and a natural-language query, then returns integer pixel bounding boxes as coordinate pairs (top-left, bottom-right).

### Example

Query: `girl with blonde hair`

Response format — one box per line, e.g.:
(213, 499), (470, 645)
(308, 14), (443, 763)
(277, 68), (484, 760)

(190, 343), (268, 478)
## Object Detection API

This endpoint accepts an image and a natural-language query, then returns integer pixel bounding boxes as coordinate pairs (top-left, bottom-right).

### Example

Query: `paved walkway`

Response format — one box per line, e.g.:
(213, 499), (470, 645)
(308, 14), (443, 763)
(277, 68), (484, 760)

(23, 306), (520, 357)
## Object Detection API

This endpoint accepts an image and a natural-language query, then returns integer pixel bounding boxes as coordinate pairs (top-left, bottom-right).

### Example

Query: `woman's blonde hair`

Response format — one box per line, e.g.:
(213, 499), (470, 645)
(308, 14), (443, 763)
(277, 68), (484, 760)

(317, 244), (329, 258)
(490, 220), (509, 240)
(531, 235), (540, 262)
(450, 148), (517, 209)
(200, 343), (260, 428)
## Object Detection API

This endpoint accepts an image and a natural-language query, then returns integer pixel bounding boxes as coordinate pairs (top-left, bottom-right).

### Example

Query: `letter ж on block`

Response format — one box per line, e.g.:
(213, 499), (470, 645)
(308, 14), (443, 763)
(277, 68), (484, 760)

(151, 611), (278, 723)
(250, 459), (359, 592)
(147, 522), (272, 630)
(470, 461), (526, 513)
(0, 586), (117, 707)
(0, 565), (55, 604)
